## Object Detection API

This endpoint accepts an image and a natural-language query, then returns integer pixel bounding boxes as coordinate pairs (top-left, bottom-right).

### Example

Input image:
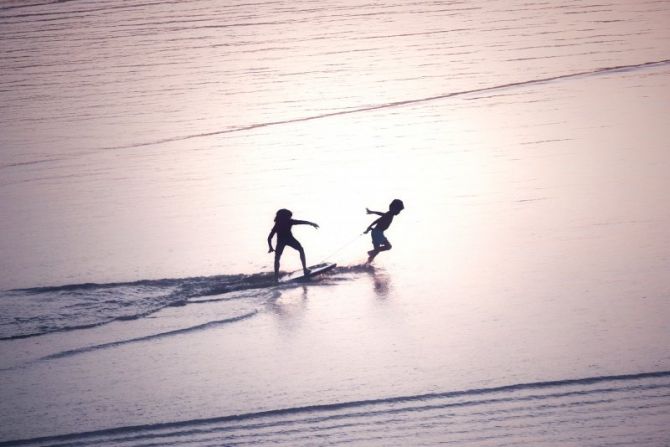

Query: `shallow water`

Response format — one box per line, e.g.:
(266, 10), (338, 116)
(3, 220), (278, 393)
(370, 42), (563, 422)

(1, 0), (670, 444)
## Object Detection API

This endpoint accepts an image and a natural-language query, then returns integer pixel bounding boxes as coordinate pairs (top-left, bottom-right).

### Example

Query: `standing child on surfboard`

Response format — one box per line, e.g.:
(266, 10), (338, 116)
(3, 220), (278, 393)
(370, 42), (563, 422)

(364, 199), (404, 263)
(268, 209), (319, 283)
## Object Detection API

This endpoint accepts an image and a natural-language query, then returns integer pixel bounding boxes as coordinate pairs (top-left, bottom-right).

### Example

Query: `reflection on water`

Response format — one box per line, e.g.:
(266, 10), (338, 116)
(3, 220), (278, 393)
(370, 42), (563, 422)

(368, 268), (392, 299)
(270, 285), (310, 333)
(272, 285), (309, 311)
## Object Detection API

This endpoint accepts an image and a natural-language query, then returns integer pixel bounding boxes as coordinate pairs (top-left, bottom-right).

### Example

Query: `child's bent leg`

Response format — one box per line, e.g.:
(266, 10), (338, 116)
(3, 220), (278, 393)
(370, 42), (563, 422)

(367, 246), (380, 263)
(367, 242), (391, 263)
(367, 239), (381, 263)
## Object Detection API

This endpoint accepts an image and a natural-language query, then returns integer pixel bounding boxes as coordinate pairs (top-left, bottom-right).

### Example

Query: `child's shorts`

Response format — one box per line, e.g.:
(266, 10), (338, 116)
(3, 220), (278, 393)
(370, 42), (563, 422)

(371, 228), (389, 247)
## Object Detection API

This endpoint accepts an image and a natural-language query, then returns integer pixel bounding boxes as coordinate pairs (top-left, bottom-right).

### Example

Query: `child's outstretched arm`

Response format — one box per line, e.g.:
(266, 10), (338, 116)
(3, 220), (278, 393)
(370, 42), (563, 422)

(366, 208), (384, 216)
(291, 219), (319, 228)
(267, 227), (276, 253)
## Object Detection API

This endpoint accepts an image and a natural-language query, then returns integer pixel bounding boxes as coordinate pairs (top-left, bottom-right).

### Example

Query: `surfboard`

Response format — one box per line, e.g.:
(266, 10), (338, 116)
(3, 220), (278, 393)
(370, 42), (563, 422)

(281, 263), (337, 283)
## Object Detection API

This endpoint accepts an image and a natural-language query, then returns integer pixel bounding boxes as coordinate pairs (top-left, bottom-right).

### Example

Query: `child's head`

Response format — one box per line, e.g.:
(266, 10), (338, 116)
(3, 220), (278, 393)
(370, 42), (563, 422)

(389, 199), (404, 215)
(275, 208), (293, 222)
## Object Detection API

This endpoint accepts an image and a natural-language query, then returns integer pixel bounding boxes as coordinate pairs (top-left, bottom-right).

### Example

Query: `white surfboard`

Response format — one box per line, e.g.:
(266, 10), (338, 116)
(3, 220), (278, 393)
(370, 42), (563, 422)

(280, 263), (337, 283)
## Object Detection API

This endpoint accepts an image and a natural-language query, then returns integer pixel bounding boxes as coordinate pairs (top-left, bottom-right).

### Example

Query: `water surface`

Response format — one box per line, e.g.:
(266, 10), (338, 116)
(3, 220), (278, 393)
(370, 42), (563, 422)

(1, 0), (670, 444)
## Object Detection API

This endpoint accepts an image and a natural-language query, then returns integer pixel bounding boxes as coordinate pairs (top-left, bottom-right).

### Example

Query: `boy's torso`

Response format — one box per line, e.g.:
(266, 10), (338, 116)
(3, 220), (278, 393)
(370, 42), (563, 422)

(375, 213), (394, 231)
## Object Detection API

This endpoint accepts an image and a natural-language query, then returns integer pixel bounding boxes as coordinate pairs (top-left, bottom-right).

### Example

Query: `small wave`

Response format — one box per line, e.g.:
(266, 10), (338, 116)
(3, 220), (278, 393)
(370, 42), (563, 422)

(1, 370), (668, 446)
(10, 278), (182, 295)
(87, 59), (670, 151)
(1, 320), (124, 341)
(0, 273), (268, 340)
(2, 59), (668, 171)
(39, 310), (258, 361)
(0, 266), (346, 340)
(0, 1), (76, 14)
(0, 157), (66, 169)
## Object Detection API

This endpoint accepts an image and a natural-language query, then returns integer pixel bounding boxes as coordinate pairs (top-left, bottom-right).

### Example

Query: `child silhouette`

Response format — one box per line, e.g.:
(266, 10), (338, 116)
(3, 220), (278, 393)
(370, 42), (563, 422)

(268, 209), (319, 282)
(364, 199), (404, 263)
